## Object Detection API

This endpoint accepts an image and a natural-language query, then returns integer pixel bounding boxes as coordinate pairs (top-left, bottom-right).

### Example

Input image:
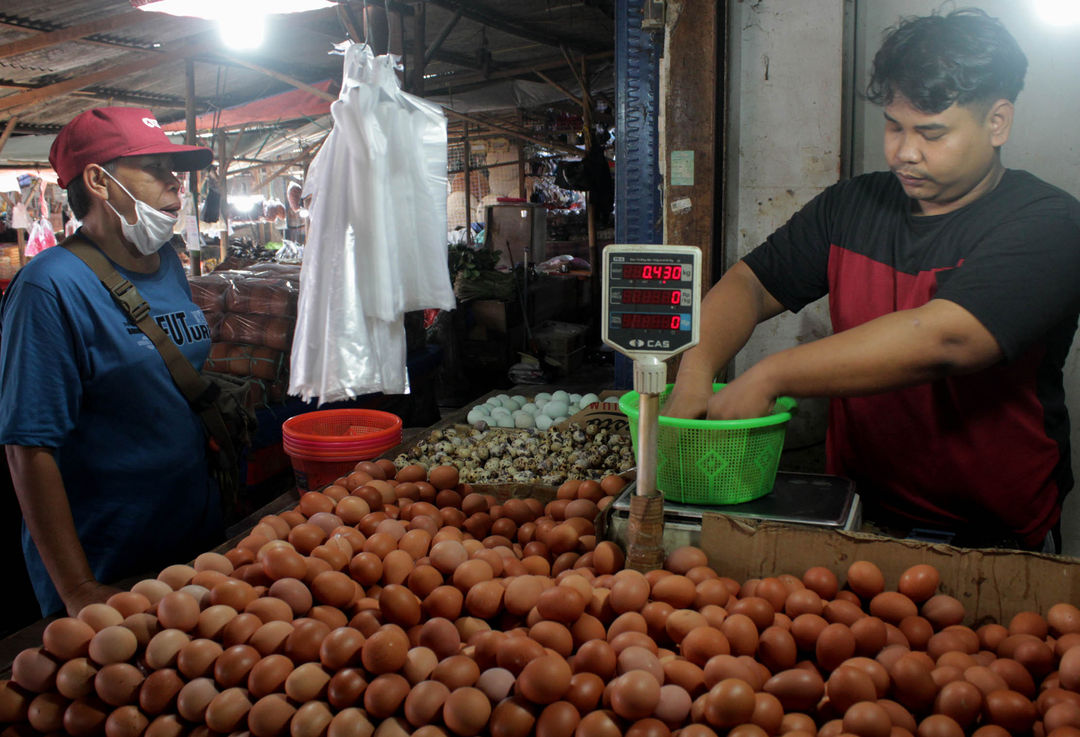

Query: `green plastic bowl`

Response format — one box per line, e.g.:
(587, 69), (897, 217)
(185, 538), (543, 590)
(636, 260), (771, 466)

(619, 383), (796, 505)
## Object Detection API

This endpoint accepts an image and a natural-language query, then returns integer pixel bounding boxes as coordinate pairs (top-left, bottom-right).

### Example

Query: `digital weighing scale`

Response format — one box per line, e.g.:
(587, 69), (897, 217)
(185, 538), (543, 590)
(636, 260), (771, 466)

(601, 244), (861, 569)
(605, 472), (862, 552)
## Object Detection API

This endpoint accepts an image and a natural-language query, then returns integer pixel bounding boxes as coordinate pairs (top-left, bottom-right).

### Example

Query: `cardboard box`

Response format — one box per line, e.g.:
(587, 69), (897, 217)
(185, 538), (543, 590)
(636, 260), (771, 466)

(604, 498), (1079, 626)
(543, 346), (585, 377)
(534, 320), (589, 355)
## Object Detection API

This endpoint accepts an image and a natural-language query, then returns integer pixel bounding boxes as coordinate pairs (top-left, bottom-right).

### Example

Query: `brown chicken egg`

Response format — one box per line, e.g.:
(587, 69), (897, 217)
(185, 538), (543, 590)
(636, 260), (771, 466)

(87, 626), (138, 666)
(63, 695), (111, 737)
(93, 663), (144, 707)
(442, 686), (491, 737)
(176, 676), (219, 723)
(248, 693), (296, 737)
(104, 703), (149, 737)
(43, 618), (97, 661)
(285, 662), (332, 702)
(846, 561), (885, 599)
(202, 687), (252, 733)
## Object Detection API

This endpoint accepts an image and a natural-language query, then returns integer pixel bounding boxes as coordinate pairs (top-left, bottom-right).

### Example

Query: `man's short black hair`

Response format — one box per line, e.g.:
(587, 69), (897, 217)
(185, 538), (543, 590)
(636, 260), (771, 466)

(866, 8), (1028, 114)
(65, 160), (117, 220)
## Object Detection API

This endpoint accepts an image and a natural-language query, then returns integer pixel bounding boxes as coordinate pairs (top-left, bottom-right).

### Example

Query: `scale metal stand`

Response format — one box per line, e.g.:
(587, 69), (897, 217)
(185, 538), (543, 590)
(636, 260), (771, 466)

(601, 244), (702, 570)
(601, 245), (861, 570)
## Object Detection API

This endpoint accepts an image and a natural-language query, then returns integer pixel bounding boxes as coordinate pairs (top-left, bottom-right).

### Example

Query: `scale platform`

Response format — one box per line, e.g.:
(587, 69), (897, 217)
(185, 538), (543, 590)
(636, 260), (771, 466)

(606, 471), (862, 551)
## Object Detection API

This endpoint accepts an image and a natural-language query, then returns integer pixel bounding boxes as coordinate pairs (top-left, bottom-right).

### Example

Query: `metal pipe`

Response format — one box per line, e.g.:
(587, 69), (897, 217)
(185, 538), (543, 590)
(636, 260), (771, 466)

(637, 392), (659, 496)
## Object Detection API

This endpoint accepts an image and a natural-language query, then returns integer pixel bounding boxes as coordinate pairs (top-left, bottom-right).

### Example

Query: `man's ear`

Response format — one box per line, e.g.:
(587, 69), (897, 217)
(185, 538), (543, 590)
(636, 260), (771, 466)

(987, 99), (1014, 148)
(82, 165), (111, 201)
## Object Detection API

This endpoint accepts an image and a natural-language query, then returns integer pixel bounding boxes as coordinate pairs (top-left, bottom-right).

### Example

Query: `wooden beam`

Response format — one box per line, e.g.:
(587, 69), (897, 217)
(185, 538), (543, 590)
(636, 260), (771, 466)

(249, 137), (326, 186)
(422, 50), (613, 96)
(0, 34), (218, 114)
(410, 2), (426, 95)
(0, 10), (151, 61)
(429, 48), (484, 71)
(207, 52), (581, 157)
(422, 0), (604, 54)
(424, 7), (462, 66)
(443, 108), (580, 156)
(336, 3), (362, 43)
(533, 69), (583, 109)
(0, 117), (17, 155)
(209, 53), (336, 102)
(0, 78), (195, 109)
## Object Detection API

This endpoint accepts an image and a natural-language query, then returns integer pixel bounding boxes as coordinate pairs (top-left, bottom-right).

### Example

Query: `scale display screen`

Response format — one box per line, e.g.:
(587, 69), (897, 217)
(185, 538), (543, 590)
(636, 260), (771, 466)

(619, 288), (684, 306)
(602, 245), (701, 359)
(621, 313), (681, 330)
(621, 263), (682, 281)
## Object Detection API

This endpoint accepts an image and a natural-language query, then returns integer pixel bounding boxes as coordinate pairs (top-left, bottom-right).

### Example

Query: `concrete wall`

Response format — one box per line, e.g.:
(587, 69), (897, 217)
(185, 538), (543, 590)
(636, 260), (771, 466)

(849, 1), (1080, 554)
(724, 0), (845, 460)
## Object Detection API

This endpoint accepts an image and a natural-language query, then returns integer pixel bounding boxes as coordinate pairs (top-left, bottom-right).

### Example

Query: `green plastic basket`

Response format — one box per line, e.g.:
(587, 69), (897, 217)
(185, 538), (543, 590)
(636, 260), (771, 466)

(619, 383), (797, 505)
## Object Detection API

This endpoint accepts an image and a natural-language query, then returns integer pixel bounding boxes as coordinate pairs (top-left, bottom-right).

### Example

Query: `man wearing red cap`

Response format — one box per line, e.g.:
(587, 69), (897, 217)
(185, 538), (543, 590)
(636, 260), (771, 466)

(0, 107), (221, 615)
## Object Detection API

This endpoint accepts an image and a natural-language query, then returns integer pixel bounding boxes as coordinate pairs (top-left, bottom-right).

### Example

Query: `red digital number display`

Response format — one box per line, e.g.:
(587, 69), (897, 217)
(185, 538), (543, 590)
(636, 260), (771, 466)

(620, 289), (682, 305)
(621, 263), (682, 281)
(620, 313), (682, 330)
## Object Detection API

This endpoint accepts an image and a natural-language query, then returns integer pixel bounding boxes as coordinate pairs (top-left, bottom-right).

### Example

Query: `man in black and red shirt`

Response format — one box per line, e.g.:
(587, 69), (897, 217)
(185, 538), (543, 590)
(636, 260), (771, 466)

(666, 9), (1080, 551)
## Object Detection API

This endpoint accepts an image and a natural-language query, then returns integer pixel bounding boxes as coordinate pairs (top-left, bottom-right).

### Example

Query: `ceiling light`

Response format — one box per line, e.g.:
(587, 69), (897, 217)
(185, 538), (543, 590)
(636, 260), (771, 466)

(132, 0), (335, 49)
(1033, 0), (1080, 26)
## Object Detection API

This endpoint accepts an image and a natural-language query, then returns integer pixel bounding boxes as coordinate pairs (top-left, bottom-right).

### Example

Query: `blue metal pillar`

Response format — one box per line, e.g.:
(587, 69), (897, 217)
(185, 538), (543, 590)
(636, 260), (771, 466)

(614, 0), (663, 388)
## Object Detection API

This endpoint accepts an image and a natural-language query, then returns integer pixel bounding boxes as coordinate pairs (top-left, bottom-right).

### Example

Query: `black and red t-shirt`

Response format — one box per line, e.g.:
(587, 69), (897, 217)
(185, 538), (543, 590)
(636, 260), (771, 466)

(743, 170), (1080, 546)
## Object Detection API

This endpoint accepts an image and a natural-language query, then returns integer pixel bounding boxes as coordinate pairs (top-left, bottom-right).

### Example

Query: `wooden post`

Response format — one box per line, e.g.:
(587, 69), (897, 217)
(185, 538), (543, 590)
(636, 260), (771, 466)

(463, 122), (472, 245)
(517, 111), (526, 199)
(411, 2), (426, 95)
(661, 1), (720, 380)
(217, 130), (229, 263)
(363, 3), (398, 56)
(185, 58), (201, 276)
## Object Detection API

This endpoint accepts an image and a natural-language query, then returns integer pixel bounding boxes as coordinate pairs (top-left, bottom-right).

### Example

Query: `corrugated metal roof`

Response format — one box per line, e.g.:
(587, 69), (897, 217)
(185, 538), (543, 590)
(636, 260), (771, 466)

(0, 0), (614, 167)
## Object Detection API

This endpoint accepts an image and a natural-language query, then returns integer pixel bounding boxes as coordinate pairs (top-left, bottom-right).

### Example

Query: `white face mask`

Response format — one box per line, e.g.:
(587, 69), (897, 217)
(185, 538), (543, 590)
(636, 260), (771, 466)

(101, 168), (178, 255)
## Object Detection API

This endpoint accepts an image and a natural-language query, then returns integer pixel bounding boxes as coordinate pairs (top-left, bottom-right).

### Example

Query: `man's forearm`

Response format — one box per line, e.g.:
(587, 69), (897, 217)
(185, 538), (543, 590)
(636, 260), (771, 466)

(6, 445), (97, 602)
(745, 299), (1003, 400)
(677, 261), (787, 384)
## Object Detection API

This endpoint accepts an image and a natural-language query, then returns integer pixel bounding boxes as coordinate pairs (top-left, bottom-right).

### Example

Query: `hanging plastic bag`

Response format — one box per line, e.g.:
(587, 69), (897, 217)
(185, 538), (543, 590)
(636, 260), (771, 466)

(25, 185), (55, 257)
(10, 201), (30, 229)
(25, 218), (57, 258)
(289, 42), (454, 404)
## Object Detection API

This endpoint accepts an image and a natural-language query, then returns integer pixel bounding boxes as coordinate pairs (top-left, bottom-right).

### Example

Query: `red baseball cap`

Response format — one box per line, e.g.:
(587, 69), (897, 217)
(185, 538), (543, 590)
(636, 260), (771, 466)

(49, 106), (213, 188)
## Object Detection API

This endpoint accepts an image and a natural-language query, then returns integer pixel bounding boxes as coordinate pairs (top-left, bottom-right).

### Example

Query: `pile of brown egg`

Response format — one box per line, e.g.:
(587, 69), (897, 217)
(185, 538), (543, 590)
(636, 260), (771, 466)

(3, 459), (1080, 737)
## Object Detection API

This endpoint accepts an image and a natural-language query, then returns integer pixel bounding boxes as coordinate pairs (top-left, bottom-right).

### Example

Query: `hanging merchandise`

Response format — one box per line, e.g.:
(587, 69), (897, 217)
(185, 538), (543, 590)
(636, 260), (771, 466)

(24, 185), (56, 258)
(10, 199), (30, 230)
(290, 42), (454, 403)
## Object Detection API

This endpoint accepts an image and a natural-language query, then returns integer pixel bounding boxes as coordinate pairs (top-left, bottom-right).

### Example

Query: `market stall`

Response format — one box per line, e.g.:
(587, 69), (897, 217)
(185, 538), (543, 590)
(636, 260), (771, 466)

(3, 399), (1080, 737)
(3, 3), (1080, 737)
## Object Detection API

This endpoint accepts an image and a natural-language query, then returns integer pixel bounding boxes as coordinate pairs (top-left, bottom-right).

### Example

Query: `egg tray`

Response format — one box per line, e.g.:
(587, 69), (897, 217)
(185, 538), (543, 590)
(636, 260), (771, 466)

(388, 424), (635, 488)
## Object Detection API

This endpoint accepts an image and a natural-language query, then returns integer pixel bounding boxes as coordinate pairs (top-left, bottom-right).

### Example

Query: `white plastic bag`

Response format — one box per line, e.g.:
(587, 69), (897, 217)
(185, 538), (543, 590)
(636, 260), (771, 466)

(289, 42), (454, 404)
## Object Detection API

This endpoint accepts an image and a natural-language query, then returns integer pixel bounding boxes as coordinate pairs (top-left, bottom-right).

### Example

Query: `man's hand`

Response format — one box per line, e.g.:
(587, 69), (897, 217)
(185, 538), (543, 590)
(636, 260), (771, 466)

(62, 579), (123, 616)
(661, 378), (714, 420)
(706, 369), (779, 420)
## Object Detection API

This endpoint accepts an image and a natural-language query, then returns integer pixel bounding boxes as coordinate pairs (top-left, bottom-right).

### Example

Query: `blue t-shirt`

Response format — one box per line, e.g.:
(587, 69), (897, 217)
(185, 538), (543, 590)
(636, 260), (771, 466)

(0, 235), (223, 614)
